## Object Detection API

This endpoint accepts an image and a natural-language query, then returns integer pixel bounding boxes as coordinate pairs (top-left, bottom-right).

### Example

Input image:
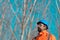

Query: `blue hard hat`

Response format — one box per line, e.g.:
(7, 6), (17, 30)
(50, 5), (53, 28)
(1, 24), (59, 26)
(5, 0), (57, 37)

(37, 20), (48, 27)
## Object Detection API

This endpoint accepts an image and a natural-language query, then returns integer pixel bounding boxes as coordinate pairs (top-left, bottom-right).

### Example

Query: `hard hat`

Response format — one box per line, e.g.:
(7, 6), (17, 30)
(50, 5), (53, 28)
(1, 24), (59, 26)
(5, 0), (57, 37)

(37, 20), (48, 27)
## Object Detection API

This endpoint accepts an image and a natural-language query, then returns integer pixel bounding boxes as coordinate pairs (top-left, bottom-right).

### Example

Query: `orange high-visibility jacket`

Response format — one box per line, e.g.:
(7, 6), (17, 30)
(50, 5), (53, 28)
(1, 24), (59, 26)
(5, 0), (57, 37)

(32, 30), (56, 40)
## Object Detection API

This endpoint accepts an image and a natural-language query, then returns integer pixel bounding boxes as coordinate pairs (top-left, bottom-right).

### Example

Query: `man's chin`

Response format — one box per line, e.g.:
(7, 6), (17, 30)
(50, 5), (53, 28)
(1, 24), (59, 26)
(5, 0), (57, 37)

(38, 29), (42, 32)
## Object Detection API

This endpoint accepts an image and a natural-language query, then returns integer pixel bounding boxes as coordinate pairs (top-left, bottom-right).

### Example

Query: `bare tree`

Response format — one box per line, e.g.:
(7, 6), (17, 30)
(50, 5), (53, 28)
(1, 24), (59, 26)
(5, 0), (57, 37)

(0, 0), (60, 40)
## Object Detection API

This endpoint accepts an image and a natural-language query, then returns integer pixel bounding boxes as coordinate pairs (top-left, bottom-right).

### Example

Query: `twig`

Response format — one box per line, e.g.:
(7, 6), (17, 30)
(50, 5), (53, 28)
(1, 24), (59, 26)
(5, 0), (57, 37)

(27, 14), (35, 40)
(56, 0), (60, 14)
(42, 0), (50, 19)
(21, 0), (27, 40)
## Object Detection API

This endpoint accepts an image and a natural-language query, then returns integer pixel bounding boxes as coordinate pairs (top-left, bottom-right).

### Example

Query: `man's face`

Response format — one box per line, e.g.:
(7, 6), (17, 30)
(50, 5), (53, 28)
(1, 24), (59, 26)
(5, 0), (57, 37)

(37, 23), (46, 32)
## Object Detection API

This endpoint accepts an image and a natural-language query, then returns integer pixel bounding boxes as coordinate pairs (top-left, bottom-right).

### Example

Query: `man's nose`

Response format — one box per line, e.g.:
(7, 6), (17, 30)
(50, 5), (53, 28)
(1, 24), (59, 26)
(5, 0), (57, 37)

(38, 26), (40, 28)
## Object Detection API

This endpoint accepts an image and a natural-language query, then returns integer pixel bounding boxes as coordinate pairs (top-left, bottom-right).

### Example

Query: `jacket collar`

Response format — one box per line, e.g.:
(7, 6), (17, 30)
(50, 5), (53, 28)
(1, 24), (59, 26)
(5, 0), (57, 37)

(38, 30), (48, 36)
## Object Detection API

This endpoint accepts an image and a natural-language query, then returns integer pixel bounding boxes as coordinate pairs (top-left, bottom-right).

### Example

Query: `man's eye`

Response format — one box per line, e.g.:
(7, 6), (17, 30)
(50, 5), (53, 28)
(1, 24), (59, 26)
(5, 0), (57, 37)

(39, 24), (42, 26)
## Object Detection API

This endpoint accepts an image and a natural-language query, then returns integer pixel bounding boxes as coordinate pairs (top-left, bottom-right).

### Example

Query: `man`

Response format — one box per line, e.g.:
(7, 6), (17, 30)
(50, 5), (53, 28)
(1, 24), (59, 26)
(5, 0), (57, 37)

(32, 20), (56, 40)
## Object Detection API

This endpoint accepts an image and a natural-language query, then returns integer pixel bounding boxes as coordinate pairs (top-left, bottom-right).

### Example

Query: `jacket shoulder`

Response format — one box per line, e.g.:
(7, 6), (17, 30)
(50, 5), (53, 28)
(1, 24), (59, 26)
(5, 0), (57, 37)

(50, 34), (56, 40)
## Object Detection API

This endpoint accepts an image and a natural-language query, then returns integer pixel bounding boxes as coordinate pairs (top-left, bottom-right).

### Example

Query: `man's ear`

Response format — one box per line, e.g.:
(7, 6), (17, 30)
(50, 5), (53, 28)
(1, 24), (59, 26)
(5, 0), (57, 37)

(43, 25), (46, 27)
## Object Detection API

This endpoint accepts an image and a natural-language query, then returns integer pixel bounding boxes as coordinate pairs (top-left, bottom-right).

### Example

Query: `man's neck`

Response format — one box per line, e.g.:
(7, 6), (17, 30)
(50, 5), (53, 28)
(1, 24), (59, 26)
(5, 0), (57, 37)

(38, 30), (48, 35)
